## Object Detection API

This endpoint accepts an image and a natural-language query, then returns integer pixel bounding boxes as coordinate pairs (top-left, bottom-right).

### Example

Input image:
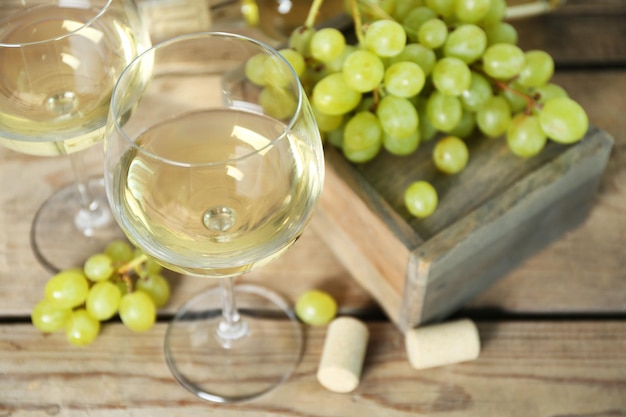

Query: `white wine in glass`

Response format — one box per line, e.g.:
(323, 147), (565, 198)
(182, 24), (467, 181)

(106, 32), (324, 402)
(0, 0), (150, 272)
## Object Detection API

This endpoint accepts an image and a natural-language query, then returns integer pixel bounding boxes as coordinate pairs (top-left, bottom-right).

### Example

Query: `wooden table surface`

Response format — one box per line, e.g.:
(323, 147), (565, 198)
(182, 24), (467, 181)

(1, 1), (626, 415)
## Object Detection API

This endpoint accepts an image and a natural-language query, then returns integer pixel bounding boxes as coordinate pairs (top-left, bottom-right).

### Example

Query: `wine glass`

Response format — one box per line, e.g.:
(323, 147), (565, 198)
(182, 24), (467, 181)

(104, 32), (325, 402)
(0, 0), (150, 272)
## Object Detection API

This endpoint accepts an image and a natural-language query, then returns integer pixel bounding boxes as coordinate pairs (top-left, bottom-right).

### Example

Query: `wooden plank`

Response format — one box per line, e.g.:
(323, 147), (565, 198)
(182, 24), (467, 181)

(0, 320), (625, 416)
(404, 127), (613, 328)
(310, 146), (420, 324)
(469, 69), (626, 312)
(514, 0), (626, 66)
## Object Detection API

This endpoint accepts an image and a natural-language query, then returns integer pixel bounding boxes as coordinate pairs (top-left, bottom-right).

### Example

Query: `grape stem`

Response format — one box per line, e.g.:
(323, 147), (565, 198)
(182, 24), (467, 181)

(304, 0), (325, 28)
(116, 253), (148, 275)
(115, 254), (149, 293)
(372, 87), (381, 111)
(494, 79), (541, 114)
(350, 0), (366, 46)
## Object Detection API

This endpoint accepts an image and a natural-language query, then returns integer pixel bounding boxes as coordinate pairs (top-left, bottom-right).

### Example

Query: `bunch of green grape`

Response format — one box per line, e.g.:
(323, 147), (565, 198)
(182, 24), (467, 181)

(31, 240), (171, 346)
(268, 0), (589, 219)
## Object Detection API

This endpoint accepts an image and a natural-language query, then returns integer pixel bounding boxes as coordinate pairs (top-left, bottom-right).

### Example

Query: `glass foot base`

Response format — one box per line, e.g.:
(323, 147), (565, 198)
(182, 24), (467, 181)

(31, 177), (126, 273)
(164, 283), (303, 403)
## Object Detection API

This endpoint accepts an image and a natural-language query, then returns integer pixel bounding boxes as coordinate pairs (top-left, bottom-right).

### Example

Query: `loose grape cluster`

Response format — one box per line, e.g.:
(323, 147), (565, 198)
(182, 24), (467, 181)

(31, 240), (171, 346)
(258, 0), (590, 219)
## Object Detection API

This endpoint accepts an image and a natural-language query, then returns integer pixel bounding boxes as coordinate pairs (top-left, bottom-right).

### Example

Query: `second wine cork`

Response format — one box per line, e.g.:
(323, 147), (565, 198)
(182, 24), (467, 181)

(405, 318), (481, 370)
(317, 317), (369, 393)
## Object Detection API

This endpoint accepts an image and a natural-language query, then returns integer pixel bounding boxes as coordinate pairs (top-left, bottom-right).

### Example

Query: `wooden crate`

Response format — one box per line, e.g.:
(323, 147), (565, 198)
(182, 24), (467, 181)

(312, 126), (614, 332)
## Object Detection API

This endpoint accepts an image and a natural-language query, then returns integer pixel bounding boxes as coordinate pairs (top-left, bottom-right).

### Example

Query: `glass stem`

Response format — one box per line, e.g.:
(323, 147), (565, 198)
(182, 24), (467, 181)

(69, 152), (109, 236)
(70, 152), (98, 211)
(217, 277), (249, 348)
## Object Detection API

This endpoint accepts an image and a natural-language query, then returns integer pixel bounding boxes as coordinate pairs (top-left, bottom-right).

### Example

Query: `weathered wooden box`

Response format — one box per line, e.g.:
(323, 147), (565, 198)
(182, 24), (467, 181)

(312, 126), (614, 332)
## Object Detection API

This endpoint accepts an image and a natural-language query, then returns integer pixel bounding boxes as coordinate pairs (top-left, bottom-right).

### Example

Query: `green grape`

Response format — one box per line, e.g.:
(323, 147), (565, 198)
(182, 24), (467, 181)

(245, 53), (268, 86)
(345, 0), (397, 21)
(136, 274), (171, 308)
(110, 274), (130, 297)
(388, 43), (437, 76)
(377, 95), (419, 138)
(449, 109), (477, 138)
(426, 91), (463, 132)
(119, 291), (156, 332)
(532, 83), (568, 104)
(500, 81), (529, 113)
(303, 67), (330, 97)
(415, 96), (438, 141)
(134, 250), (164, 277)
(433, 135), (469, 174)
(479, 0), (506, 26)
(538, 97), (589, 144)
(364, 19), (406, 57)
(104, 240), (134, 264)
(31, 299), (71, 333)
(476, 95), (511, 137)
(313, 106), (344, 132)
(443, 24), (487, 64)
(84, 253), (115, 282)
(484, 22), (518, 45)
(402, 6), (437, 42)
(425, 0), (456, 17)
(325, 124), (345, 148)
(392, 0), (424, 21)
(310, 28), (346, 63)
(325, 44), (356, 74)
(259, 85), (298, 120)
(288, 25), (316, 57)
(295, 289), (338, 326)
(263, 55), (294, 88)
(383, 130), (420, 156)
(65, 309), (100, 346)
(384, 61), (425, 98)
(279, 49), (306, 78)
(404, 180), (438, 218)
(45, 268), (90, 309)
(506, 113), (547, 157)
(455, 0), (491, 23)
(460, 71), (493, 112)
(418, 18), (448, 49)
(342, 111), (383, 163)
(86, 280), (122, 321)
(342, 49), (385, 93)
(518, 50), (555, 88)
(356, 95), (376, 113)
(432, 57), (471, 96)
(145, 258), (163, 274)
(312, 73), (362, 115)
(482, 43), (526, 80)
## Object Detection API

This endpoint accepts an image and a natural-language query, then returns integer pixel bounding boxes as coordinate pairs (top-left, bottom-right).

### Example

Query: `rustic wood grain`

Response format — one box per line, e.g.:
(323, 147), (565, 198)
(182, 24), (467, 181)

(514, 0), (626, 66)
(1, 321), (625, 416)
(1, 1), (625, 416)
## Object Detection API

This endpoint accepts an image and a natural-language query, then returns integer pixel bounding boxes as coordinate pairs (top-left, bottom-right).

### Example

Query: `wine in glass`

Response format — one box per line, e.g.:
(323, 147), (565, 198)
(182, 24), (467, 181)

(105, 32), (325, 402)
(0, 0), (150, 272)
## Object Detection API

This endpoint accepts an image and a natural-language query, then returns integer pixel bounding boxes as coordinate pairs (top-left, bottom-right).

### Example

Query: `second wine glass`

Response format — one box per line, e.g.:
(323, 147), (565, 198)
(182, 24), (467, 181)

(105, 32), (325, 403)
(0, 0), (150, 272)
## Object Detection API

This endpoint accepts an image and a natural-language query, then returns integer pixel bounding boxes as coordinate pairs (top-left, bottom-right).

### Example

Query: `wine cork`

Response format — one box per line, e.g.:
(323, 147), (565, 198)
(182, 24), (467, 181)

(405, 318), (480, 370)
(317, 317), (369, 393)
